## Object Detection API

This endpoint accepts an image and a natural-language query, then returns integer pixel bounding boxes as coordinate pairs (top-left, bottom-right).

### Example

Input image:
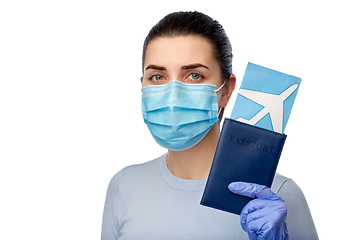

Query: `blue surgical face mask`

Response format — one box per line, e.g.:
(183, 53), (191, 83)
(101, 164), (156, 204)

(141, 80), (225, 151)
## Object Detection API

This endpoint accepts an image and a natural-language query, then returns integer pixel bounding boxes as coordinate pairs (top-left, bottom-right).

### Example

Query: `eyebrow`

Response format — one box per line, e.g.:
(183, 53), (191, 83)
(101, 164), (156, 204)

(145, 64), (166, 71)
(181, 63), (209, 70)
(145, 63), (209, 71)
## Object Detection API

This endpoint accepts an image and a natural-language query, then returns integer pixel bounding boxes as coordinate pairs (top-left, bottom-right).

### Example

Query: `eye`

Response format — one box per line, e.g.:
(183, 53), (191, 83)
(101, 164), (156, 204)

(187, 72), (204, 82)
(149, 74), (165, 82)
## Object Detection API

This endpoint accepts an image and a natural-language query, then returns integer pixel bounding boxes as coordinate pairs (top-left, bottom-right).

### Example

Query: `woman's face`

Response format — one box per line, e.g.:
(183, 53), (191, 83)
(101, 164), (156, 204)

(142, 35), (224, 89)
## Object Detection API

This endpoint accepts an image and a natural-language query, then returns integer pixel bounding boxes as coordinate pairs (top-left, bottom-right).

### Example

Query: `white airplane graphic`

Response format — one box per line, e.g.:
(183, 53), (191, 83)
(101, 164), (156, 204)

(236, 84), (298, 133)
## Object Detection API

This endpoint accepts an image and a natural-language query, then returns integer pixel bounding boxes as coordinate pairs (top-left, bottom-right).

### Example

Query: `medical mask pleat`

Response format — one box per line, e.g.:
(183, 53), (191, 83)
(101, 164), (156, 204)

(142, 82), (218, 112)
(141, 80), (220, 151)
(144, 109), (217, 126)
(148, 123), (215, 148)
(145, 118), (218, 139)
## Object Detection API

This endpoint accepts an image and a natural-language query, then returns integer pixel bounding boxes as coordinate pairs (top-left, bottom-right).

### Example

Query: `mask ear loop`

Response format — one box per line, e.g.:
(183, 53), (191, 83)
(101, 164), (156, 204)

(215, 81), (227, 93)
(215, 81), (227, 120)
(218, 107), (225, 119)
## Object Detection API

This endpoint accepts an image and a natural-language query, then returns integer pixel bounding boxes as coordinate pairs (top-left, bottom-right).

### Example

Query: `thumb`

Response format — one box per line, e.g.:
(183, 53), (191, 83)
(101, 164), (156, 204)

(228, 182), (274, 198)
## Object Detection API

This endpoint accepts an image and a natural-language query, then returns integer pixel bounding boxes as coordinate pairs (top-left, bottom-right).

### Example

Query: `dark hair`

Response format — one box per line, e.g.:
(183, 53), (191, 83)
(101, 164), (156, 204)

(142, 11), (233, 81)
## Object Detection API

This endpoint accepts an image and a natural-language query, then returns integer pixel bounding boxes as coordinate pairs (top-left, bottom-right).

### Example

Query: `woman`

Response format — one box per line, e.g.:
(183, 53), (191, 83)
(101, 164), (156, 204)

(102, 11), (318, 240)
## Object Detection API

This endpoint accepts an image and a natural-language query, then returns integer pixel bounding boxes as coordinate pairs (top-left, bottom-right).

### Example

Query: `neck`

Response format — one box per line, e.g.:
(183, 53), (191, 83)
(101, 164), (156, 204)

(166, 122), (221, 180)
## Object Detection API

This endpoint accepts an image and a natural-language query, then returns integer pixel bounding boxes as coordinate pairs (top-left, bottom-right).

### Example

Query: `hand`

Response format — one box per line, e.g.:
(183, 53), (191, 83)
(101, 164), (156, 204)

(228, 182), (288, 240)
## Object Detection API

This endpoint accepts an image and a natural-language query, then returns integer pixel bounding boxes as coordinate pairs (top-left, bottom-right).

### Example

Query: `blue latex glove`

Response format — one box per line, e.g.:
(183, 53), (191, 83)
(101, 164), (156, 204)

(228, 182), (289, 240)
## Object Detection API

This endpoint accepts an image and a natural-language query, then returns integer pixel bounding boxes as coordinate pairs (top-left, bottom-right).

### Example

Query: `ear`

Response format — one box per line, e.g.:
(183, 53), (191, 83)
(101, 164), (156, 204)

(219, 74), (236, 108)
(140, 77), (143, 82)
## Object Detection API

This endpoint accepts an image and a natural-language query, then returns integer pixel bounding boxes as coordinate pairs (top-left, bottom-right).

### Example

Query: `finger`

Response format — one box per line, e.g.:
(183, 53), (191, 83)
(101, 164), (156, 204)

(228, 181), (274, 198)
(240, 200), (269, 231)
(242, 197), (286, 220)
(248, 218), (288, 240)
(240, 196), (285, 232)
(240, 198), (266, 232)
(243, 207), (287, 237)
(247, 216), (277, 240)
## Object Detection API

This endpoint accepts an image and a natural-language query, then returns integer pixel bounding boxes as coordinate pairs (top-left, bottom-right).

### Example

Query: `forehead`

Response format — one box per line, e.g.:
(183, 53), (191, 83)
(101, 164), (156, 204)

(144, 35), (218, 70)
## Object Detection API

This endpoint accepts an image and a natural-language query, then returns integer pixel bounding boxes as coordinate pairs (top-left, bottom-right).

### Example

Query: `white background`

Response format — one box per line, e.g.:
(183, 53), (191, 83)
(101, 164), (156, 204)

(1, 1), (359, 239)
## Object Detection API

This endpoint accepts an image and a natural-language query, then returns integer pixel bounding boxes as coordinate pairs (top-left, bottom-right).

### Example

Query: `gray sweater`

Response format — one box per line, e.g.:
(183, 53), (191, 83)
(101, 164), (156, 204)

(101, 153), (318, 239)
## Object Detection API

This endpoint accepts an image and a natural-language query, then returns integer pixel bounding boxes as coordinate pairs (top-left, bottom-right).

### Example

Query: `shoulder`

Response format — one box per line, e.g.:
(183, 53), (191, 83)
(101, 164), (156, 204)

(271, 173), (292, 194)
(271, 173), (310, 209)
(107, 153), (166, 189)
(271, 173), (304, 197)
(272, 175), (319, 239)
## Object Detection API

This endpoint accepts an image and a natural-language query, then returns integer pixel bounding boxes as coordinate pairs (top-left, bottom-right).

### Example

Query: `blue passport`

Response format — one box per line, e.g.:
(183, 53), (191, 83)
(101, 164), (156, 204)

(201, 63), (300, 215)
